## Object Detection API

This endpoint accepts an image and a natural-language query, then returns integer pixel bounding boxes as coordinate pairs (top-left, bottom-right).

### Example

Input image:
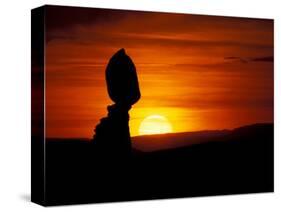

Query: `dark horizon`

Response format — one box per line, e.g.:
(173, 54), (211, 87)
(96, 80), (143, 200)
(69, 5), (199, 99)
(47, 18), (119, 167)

(45, 122), (273, 139)
(46, 122), (273, 152)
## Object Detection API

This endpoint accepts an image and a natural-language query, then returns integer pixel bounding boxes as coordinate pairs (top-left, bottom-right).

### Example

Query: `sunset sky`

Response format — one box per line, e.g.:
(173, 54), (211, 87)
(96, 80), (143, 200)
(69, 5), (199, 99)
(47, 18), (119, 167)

(45, 6), (273, 138)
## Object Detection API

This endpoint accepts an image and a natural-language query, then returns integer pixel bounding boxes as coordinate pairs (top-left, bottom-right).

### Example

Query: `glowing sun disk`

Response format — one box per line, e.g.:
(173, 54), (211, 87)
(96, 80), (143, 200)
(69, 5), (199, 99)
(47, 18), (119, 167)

(138, 115), (173, 135)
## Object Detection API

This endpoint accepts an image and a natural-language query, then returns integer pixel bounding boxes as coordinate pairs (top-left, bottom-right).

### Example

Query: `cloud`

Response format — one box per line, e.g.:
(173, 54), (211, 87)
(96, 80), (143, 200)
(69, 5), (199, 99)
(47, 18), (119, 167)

(251, 56), (274, 62)
(224, 56), (248, 63)
(45, 5), (273, 50)
(45, 5), (128, 31)
(224, 56), (274, 63)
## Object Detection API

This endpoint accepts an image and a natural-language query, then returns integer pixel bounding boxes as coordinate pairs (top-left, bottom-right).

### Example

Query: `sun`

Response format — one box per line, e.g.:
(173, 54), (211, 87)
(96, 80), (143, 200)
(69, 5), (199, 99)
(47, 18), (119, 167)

(138, 115), (173, 135)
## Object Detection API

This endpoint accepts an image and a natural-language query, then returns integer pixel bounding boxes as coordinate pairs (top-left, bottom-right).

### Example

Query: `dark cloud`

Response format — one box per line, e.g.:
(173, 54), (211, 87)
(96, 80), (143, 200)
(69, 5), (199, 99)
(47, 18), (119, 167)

(46, 34), (77, 43)
(45, 5), (129, 42)
(45, 5), (273, 48)
(141, 94), (273, 109)
(224, 56), (274, 63)
(224, 56), (248, 63)
(251, 56), (274, 62)
(45, 5), (273, 33)
(47, 28), (273, 51)
(45, 5), (127, 31)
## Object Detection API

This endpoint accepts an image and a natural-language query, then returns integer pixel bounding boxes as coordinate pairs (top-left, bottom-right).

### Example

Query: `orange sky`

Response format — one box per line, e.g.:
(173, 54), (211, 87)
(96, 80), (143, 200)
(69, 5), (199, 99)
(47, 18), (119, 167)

(45, 6), (273, 138)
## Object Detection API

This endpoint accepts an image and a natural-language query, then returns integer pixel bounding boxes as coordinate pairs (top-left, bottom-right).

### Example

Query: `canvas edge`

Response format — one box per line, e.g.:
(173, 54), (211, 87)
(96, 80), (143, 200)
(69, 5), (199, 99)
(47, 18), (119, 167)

(31, 5), (47, 206)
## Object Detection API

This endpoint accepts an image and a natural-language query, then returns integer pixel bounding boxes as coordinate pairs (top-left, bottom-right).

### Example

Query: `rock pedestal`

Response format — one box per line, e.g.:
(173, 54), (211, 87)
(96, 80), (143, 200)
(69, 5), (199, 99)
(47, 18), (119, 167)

(92, 49), (140, 158)
(93, 104), (132, 157)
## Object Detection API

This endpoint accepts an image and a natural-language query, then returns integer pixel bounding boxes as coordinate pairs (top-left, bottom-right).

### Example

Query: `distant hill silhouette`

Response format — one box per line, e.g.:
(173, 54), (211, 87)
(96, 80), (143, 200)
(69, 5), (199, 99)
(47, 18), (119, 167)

(42, 123), (273, 205)
(132, 129), (230, 152)
(132, 123), (272, 152)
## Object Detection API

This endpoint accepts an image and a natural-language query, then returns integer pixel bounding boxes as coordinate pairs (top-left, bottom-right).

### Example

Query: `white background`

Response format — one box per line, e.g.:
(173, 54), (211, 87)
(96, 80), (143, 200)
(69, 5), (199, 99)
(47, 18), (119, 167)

(0, 0), (280, 211)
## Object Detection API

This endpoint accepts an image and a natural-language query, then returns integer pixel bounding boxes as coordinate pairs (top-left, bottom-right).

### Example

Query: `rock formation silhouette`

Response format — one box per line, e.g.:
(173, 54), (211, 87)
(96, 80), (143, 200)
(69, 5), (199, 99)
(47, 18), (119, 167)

(92, 48), (141, 158)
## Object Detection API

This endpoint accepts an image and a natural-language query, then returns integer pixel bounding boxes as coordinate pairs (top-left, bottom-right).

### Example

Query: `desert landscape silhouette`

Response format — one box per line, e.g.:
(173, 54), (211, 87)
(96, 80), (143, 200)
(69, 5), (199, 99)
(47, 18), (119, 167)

(44, 122), (273, 205)
(42, 49), (273, 205)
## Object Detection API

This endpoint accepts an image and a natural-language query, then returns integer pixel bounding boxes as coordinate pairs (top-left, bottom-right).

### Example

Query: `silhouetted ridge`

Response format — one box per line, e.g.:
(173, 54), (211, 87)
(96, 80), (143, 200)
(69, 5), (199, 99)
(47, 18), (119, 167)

(231, 123), (273, 135)
(45, 122), (273, 205)
(132, 123), (273, 152)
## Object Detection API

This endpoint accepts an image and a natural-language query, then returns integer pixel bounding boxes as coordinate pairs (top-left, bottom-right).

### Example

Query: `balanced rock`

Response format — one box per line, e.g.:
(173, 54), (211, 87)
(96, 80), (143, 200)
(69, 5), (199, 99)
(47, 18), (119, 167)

(93, 49), (141, 159)
(106, 48), (141, 106)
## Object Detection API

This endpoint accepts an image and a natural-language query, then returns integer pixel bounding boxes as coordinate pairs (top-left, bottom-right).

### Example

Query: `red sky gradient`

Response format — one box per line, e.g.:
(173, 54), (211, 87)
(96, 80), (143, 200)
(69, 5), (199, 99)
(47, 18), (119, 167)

(45, 6), (273, 138)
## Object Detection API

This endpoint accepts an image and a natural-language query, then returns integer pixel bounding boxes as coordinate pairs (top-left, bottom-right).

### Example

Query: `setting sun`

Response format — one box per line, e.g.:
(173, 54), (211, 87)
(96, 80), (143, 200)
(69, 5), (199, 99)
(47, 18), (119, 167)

(138, 115), (173, 135)
(44, 7), (273, 139)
